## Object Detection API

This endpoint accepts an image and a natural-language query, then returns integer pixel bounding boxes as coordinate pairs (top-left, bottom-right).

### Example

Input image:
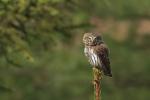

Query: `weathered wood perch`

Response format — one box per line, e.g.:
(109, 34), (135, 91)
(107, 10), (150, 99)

(93, 67), (102, 100)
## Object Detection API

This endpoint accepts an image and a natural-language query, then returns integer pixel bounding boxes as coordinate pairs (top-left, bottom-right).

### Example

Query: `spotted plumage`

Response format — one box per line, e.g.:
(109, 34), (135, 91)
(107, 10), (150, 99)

(83, 33), (112, 77)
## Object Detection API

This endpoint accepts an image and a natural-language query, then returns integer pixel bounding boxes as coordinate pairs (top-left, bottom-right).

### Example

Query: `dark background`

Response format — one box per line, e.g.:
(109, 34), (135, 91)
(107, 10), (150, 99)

(0, 0), (150, 100)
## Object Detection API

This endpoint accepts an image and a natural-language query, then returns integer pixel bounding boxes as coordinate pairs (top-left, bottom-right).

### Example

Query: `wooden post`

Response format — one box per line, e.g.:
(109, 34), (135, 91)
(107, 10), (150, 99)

(93, 67), (102, 100)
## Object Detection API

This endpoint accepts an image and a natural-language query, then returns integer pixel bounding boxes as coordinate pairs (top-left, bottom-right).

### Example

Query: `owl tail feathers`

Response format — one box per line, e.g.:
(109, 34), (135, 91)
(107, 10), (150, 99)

(104, 72), (112, 77)
(102, 68), (112, 77)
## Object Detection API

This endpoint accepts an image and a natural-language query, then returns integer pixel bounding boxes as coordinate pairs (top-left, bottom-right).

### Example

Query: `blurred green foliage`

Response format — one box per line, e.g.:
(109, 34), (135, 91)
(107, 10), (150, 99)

(88, 0), (150, 18)
(0, 0), (89, 66)
(0, 0), (150, 100)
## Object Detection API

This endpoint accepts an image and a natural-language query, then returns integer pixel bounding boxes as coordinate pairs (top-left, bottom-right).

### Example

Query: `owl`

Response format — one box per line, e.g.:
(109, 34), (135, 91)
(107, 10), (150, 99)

(83, 33), (112, 77)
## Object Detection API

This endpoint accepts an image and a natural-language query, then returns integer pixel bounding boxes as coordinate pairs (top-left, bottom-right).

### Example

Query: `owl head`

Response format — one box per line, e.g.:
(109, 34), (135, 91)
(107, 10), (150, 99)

(83, 33), (103, 46)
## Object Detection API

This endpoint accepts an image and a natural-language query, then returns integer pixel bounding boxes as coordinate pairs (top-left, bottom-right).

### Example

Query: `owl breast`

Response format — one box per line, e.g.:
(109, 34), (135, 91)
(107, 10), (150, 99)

(84, 47), (101, 67)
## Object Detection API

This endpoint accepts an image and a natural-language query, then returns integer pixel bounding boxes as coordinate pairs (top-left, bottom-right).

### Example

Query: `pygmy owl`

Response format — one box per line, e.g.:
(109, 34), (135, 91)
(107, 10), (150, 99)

(83, 33), (112, 77)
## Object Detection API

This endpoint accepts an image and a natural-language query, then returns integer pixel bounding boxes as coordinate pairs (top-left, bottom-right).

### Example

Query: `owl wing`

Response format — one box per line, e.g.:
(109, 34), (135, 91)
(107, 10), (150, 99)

(94, 43), (112, 77)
